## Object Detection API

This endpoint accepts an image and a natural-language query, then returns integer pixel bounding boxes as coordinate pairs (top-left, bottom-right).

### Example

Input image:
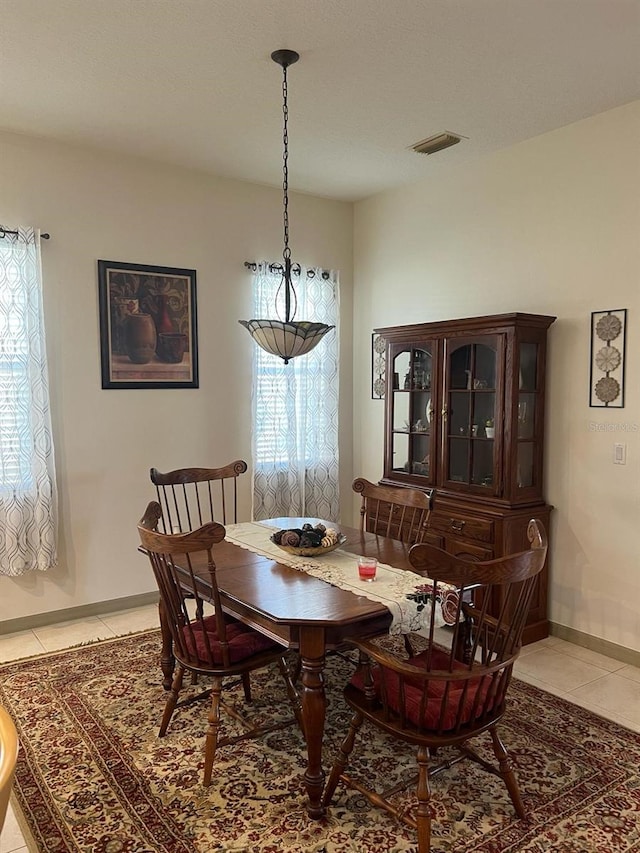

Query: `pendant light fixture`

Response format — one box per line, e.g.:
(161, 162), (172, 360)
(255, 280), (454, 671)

(239, 49), (334, 364)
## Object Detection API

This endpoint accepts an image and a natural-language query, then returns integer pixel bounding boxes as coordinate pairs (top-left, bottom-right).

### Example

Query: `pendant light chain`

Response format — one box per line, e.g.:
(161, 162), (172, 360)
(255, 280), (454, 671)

(281, 61), (294, 322)
(238, 48), (334, 363)
(282, 63), (290, 263)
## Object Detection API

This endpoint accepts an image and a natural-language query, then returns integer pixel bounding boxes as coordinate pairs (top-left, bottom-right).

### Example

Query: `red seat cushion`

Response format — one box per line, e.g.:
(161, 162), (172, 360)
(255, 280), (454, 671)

(351, 645), (497, 731)
(183, 614), (280, 665)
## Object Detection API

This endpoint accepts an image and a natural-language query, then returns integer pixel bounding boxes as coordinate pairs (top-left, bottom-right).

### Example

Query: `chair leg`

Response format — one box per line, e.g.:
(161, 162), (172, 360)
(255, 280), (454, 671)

(203, 675), (223, 787)
(490, 726), (526, 818)
(277, 656), (304, 737)
(159, 664), (185, 737)
(415, 745), (432, 853)
(242, 673), (252, 703)
(321, 709), (363, 808)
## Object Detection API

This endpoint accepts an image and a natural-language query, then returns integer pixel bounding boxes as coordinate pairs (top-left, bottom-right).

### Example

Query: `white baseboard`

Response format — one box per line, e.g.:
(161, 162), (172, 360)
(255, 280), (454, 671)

(3, 604), (639, 671)
(550, 622), (640, 668)
(0, 592), (159, 637)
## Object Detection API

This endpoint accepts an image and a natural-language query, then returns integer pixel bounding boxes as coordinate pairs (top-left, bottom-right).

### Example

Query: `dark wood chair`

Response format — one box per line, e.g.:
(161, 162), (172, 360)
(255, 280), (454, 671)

(353, 477), (434, 545)
(138, 501), (302, 786)
(321, 519), (548, 853)
(354, 477), (436, 658)
(150, 460), (248, 533)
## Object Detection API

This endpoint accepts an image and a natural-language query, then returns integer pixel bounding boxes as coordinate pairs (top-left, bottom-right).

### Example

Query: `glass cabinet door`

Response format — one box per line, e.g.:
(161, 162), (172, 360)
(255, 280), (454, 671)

(388, 343), (435, 483)
(515, 341), (539, 493)
(442, 336), (502, 494)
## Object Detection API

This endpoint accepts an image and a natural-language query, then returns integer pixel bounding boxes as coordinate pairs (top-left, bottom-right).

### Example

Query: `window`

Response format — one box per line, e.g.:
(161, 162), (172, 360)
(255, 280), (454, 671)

(0, 227), (57, 574)
(250, 263), (340, 521)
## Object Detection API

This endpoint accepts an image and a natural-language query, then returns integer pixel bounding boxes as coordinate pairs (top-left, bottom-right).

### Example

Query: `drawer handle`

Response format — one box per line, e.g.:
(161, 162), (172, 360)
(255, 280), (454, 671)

(450, 519), (466, 533)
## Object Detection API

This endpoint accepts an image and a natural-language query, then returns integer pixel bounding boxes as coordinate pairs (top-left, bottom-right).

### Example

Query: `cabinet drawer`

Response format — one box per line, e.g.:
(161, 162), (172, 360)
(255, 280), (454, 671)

(430, 513), (493, 543)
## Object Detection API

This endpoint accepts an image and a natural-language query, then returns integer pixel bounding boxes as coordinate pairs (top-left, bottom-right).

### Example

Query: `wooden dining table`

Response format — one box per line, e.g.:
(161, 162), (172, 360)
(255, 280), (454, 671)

(156, 517), (421, 819)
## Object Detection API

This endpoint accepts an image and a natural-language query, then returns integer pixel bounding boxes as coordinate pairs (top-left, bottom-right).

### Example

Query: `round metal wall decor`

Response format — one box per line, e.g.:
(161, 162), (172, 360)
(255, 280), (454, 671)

(590, 309), (626, 408)
(595, 313), (622, 342)
(371, 333), (386, 399)
(594, 345), (621, 373)
(594, 376), (620, 404)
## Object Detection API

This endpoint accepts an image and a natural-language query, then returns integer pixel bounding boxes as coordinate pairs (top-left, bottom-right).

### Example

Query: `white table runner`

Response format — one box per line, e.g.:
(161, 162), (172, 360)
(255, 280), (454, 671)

(224, 522), (458, 635)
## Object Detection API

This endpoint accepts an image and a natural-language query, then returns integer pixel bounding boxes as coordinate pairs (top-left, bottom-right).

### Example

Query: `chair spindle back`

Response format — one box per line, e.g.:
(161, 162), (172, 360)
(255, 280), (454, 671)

(150, 460), (247, 533)
(353, 477), (434, 545)
(138, 502), (232, 669)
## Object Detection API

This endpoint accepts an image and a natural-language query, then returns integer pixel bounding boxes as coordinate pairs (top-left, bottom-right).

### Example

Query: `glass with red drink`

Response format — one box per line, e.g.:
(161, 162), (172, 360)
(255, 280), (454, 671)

(358, 556), (377, 582)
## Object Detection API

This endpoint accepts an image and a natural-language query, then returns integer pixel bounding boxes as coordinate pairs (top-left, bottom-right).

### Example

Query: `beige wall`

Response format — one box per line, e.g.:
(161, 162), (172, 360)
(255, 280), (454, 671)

(2, 101), (638, 654)
(0, 131), (353, 623)
(353, 101), (640, 653)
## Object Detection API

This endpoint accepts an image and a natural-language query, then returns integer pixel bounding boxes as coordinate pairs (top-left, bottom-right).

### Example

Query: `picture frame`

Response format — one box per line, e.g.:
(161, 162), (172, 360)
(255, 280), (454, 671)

(98, 260), (198, 389)
(589, 309), (626, 408)
(371, 332), (386, 399)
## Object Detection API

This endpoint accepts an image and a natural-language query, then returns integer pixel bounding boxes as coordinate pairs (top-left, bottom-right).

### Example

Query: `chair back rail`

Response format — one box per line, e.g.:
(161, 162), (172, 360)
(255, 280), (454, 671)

(353, 477), (434, 544)
(150, 460), (247, 532)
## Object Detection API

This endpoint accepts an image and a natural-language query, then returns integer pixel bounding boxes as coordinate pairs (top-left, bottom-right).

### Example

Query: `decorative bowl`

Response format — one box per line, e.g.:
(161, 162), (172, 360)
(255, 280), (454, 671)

(270, 532), (347, 558)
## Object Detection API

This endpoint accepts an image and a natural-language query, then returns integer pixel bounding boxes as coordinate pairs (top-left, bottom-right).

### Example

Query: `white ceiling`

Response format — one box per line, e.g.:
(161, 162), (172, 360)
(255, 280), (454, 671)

(1, 0), (639, 202)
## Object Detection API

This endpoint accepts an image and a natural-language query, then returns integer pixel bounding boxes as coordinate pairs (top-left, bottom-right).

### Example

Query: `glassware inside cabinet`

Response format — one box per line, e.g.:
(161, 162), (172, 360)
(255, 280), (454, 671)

(411, 347), (432, 390)
(517, 393), (535, 439)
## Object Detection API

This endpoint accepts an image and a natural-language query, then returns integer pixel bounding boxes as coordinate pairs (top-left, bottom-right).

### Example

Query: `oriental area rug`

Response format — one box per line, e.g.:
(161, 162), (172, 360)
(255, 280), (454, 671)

(1, 631), (640, 853)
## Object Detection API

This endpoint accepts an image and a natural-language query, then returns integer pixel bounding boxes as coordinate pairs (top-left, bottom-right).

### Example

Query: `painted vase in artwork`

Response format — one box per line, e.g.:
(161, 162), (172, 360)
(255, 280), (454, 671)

(111, 298), (139, 354)
(157, 332), (187, 363)
(155, 294), (175, 336)
(125, 312), (157, 364)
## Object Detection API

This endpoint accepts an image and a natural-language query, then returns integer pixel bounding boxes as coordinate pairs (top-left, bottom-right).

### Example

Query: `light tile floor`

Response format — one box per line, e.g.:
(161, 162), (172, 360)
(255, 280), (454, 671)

(1, 606), (639, 851)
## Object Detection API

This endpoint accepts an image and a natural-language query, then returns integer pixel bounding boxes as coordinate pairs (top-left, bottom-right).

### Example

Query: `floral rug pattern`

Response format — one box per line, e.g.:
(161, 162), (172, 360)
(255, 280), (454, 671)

(1, 631), (640, 852)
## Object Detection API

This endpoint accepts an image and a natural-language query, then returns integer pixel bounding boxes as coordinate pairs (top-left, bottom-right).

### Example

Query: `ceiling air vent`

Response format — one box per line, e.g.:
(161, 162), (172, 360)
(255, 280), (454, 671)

(411, 132), (462, 155)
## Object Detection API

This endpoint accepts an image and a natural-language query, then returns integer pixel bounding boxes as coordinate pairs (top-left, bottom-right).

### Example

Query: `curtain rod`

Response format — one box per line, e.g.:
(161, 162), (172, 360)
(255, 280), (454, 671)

(244, 260), (331, 280)
(0, 227), (50, 240)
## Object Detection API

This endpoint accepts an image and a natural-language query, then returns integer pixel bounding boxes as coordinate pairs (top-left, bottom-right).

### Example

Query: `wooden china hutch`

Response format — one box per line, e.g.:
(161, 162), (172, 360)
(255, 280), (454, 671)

(375, 312), (556, 644)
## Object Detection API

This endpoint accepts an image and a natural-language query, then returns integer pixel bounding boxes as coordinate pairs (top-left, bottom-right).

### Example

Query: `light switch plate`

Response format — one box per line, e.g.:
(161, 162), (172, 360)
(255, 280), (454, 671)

(613, 443), (626, 464)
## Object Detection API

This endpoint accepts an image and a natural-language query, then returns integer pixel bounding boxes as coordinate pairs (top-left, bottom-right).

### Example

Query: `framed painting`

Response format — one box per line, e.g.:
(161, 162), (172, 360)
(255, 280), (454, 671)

(98, 260), (198, 389)
(589, 309), (626, 408)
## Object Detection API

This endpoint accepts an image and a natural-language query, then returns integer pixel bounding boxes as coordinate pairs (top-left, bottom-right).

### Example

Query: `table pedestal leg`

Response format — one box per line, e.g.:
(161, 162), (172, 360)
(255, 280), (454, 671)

(159, 600), (175, 691)
(299, 627), (327, 819)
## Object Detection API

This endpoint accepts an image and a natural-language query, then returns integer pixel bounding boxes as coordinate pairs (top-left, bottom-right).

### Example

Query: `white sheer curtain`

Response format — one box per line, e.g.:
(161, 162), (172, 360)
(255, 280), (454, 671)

(250, 262), (340, 521)
(0, 227), (57, 575)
